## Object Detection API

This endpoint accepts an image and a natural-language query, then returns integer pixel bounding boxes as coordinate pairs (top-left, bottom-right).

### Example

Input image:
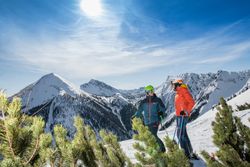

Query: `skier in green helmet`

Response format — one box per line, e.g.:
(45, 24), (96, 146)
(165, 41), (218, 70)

(133, 85), (166, 152)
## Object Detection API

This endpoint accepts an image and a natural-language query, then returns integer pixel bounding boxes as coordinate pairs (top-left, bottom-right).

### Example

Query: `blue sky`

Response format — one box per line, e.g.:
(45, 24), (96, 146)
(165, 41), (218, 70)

(1, 0), (250, 95)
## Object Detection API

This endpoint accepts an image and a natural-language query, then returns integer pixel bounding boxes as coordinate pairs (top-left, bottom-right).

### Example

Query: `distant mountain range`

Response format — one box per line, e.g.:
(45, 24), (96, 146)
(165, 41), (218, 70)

(10, 70), (250, 140)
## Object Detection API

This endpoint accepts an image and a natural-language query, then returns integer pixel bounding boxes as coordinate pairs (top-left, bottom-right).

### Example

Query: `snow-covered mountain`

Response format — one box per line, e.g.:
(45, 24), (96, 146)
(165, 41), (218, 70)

(157, 70), (250, 126)
(81, 70), (250, 128)
(80, 79), (120, 97)
(13, 73), (136, 140)
(80, 79), (145, 102)
(10, 70), (250, 141)
(13, 73), (83, 111)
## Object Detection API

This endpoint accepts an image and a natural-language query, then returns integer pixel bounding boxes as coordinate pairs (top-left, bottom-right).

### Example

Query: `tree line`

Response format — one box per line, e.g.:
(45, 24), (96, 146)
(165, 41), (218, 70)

(0, 92), (249, 167)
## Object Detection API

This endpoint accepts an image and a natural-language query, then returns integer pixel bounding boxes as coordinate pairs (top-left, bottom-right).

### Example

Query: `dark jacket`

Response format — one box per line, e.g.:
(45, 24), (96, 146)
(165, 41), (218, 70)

(135, 94), (166, 125)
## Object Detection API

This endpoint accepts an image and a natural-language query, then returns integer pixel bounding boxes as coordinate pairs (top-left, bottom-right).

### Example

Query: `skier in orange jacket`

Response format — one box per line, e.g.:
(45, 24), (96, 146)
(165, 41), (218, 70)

(174, 79), (195, 117)
(172, 79), (198, 160)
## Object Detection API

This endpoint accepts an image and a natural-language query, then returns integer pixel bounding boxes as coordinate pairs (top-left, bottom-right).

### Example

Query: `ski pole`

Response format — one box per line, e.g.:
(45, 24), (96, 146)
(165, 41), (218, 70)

(177, 115), (185, 145)
(160, 115), (168, 136)
(172, 123), (177, 141)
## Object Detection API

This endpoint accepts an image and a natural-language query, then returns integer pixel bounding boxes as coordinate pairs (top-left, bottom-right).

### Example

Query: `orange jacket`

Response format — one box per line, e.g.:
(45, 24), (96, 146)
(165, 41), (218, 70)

(175, 84), (195, 116)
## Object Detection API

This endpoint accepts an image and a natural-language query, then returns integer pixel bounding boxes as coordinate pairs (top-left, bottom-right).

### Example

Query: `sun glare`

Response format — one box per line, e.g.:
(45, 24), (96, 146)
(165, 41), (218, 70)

(80, 0), (103, 17)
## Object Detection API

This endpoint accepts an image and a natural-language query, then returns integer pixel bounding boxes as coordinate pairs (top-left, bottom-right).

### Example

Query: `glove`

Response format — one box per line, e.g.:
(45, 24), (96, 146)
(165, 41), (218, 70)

(130, 115), (136, 125)
(158, 111), (163, 117)
(180, 110), (186, 116)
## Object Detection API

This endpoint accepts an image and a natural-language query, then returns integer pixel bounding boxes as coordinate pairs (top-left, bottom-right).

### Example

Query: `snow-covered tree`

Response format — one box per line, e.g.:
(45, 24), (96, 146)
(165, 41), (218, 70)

(202, 97), (250, 167)
(0, 92), (52, 167)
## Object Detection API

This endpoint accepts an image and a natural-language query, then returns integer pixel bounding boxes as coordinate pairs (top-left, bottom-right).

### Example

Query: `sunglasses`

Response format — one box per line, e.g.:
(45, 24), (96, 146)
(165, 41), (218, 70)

(145, 90), (153, 94)
(171, 81), (181, 89)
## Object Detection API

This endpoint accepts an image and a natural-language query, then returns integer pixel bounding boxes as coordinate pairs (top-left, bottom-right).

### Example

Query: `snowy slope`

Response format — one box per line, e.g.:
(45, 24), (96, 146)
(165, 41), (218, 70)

(120, 88), (250, 166)
(80, 79), (120, 96)
(80, 79), (145, 103)
(228, 85), (250, 110)
(40, 94), (134, 140)
(119, 87), (145, 101)
(199, 71), (250, 114)
(186, 88), (250, 156)
(157, 70), (250, 126)
(12, 73), (82, 111)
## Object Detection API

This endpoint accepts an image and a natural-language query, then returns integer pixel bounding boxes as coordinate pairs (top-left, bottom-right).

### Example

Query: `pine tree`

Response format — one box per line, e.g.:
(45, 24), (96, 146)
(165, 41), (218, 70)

(0, 92), (52, 167)
(99, 129), (133, 167)
(236, 102), (250, 111)
(131, 118), (190, 167)
(54, 115), (133, 167)
(86, 125), (133, 167)
(132, 118), (166, 166)
(54, 116), (98, 167)
(201, 151), (223, 167)
(201, 97), (250, 167)
(234, 117), (250, 162)
(164, 137), (190, 167)
(36, 133), (58, 167)
(85, 125), (111, 166)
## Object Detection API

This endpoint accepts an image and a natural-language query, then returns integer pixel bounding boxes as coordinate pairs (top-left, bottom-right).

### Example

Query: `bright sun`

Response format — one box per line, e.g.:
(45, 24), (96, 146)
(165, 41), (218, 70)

(80, 0), (103, 17)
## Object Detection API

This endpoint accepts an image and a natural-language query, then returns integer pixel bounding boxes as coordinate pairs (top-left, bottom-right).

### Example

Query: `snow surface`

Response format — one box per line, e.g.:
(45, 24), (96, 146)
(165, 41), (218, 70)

(199, 71), (249, 114)
(228, 85), (250, 110)
(120, 88), (250, 167)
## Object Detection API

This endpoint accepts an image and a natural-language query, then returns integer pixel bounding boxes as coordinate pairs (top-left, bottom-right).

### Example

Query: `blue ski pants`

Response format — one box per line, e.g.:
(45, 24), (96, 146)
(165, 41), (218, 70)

(176, 116), (193, 157)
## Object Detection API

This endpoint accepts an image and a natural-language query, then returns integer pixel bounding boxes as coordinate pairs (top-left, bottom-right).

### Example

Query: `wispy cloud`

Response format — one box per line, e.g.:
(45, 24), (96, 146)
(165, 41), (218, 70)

(1, 2), (250, 81)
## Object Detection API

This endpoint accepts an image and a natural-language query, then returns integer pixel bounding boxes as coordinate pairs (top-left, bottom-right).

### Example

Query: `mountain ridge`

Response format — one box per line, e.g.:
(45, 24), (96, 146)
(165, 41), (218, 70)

(9, 69), (250, 141)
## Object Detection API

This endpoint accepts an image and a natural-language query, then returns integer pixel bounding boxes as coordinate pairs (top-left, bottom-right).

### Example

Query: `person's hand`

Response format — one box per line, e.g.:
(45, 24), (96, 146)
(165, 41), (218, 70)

(158, 111), (163, 117)
(131, 115), (136, 120)
(180, 110), (186, 116)
(130, 115), (135, 125)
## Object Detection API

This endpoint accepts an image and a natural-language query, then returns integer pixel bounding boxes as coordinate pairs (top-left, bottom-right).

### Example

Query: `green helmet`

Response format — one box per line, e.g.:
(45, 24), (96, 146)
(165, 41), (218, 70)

(145, 85), (154, 93)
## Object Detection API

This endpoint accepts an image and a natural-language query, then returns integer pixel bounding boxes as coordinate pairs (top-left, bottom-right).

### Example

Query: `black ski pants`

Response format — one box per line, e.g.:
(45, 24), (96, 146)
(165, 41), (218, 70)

(147, 122), (166, 152)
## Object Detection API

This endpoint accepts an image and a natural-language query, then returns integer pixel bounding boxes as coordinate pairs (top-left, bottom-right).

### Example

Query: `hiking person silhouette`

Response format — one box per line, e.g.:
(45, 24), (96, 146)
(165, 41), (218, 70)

(133, 85), (166, 152)
(172, 79), (198, 159)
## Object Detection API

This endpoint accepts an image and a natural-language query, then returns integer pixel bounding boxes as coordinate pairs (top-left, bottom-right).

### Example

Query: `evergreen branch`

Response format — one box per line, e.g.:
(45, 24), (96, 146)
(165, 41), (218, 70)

(3, 122), (16, 157)
(24, 137), (40, 165)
